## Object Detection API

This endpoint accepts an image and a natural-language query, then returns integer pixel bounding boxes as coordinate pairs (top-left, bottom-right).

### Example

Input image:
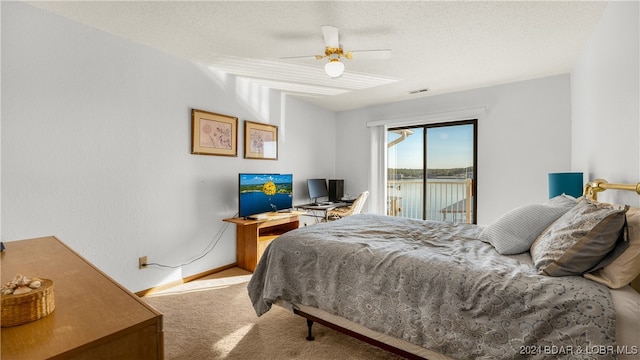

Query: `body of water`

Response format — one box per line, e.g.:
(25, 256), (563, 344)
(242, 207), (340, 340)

(239, 192), (293, 218)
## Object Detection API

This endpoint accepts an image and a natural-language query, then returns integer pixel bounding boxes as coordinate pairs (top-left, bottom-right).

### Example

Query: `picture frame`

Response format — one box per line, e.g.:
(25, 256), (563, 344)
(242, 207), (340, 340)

(191, 109), (238, 156)
(244, 120), (278, 160)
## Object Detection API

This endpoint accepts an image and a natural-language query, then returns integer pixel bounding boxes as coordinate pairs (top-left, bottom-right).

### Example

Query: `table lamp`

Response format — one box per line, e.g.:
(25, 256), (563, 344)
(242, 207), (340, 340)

(548, 172), (583, 199)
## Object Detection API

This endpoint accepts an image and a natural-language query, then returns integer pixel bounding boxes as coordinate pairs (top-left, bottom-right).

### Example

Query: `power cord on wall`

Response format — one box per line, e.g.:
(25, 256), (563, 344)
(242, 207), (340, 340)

(143, 213), (236, 269)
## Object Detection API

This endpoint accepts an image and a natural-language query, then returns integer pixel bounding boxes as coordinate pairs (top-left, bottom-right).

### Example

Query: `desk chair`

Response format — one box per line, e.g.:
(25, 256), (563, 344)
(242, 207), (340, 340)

(327, 191), (369, 220)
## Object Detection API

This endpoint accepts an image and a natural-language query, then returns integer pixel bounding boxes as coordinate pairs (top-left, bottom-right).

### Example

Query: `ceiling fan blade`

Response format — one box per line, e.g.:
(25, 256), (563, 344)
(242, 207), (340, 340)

(322, 25), (340, 48)
(280, 55), (325, 61)
(345, 49), (392, 60)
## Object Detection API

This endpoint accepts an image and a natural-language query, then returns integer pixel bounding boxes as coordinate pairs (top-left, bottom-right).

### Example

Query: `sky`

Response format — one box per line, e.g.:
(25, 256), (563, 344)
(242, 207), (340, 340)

(387, 124), (474, 169)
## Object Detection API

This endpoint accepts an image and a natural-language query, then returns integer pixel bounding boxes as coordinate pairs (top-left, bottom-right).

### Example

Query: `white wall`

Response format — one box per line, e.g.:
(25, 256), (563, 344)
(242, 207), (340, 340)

(1, 2), (335, 292)
(572, 1), (640, 207)
(336, 75), (573, 224)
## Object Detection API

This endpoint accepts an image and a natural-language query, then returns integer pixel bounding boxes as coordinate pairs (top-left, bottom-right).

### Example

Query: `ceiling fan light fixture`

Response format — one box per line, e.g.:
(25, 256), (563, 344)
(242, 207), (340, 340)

(325, 58), (345, 78)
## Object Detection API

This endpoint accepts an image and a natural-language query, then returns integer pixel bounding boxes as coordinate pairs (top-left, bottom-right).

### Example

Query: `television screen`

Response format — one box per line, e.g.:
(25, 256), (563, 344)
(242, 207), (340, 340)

(307, 178), (329, 200)
(239, 174), (293, 218)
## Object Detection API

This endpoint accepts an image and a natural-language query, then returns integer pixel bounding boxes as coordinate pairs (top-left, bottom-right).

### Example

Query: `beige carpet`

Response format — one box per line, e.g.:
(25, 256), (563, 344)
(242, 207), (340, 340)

(143, 268), (403, 360)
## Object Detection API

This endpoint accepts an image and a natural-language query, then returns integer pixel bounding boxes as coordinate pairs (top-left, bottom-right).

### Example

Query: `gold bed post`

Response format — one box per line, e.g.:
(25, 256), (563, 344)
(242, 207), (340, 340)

(583, 179), (640, 201)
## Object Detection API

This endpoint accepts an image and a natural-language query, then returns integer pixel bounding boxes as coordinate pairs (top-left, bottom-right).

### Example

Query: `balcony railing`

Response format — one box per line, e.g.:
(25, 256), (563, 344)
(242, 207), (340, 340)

(387, 178), (473, 224)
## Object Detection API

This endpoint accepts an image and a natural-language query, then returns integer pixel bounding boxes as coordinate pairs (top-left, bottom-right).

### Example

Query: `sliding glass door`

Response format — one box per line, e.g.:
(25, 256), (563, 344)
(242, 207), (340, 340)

(387, 120), (477, 224)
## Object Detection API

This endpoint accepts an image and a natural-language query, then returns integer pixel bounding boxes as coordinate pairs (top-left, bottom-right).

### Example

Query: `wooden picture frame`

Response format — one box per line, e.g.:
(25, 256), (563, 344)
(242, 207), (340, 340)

(191, 109), (238, 156)
(244, 121), (278, 160)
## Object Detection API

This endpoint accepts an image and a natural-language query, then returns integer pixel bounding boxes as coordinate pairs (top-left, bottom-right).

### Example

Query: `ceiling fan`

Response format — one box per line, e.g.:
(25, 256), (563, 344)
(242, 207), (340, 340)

(281, 25), (392, 78)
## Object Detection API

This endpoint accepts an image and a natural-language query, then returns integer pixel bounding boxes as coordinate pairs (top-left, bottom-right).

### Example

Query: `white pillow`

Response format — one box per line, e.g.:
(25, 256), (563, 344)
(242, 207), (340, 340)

(544, 193), (580, 208)
(480, 204), (571, 255)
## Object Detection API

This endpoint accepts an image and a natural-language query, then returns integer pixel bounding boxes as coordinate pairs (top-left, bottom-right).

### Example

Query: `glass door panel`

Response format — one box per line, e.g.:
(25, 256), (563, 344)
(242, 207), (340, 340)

(387, 120), (476, 224)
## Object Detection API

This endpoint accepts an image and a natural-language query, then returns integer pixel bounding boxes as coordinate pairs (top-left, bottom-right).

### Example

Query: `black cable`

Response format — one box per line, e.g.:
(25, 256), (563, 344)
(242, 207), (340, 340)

(144, 213), (236, 269)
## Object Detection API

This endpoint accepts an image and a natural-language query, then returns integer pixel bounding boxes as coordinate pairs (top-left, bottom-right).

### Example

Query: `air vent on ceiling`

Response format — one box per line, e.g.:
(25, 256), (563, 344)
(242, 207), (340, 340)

(409, 88), (430, 94)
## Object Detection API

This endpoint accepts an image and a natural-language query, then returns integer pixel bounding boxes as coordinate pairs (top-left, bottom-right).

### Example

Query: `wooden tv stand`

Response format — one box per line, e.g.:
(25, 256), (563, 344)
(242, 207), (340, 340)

(224, 213), (300, 272)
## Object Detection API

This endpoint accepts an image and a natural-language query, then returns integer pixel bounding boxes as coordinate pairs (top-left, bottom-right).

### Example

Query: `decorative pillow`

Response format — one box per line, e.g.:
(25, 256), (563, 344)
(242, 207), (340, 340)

(584, 207), (640, 288)
(530, 199), (628, 276)
(544, 194), (580, 208)
(479, 204), (572, 255)
(587, 229), (630, 272)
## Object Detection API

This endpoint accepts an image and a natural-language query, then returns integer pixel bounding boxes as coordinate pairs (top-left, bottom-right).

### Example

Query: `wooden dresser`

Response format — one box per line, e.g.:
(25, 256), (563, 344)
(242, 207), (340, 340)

(1, 236), (163, 359)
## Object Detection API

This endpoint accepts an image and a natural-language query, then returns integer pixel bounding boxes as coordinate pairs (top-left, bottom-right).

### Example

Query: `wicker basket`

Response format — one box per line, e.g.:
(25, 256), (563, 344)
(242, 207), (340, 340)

(1, 279), (55, 327)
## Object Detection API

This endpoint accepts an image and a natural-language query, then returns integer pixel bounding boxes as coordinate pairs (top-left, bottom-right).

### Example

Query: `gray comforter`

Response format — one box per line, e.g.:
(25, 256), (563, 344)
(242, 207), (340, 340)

(248, 214), (616, 359)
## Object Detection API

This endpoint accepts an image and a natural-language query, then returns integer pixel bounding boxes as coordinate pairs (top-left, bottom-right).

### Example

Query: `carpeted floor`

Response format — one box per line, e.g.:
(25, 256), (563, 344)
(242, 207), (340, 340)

(143, 268), (403, 359)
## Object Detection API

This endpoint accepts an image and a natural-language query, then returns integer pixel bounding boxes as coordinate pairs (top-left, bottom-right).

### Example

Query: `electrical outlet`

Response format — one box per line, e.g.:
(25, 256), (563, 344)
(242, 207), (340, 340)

(139, 256), (148, 269)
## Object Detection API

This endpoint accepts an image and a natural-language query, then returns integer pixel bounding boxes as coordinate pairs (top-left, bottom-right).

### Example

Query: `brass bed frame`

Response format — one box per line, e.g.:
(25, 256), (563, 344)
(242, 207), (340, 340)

(296, 179), (640, 359)
(584, 178), (640, 200)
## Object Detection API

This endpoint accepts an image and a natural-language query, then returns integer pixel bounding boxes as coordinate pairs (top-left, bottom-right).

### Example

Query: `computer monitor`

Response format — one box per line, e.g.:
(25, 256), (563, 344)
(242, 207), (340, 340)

(307, 178), (328, 203)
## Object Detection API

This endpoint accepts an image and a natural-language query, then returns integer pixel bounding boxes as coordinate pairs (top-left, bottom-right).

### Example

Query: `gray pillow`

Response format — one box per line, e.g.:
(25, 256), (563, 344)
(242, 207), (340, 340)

(530, 199), (628, 276)
(544, 194), (580, 208)
(480, 204), (572, 255)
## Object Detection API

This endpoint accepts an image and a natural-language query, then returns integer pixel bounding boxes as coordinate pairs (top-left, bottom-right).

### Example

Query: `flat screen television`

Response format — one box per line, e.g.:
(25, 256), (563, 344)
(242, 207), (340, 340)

(239, 173), (293, 218)
(307, 178), (328, 203)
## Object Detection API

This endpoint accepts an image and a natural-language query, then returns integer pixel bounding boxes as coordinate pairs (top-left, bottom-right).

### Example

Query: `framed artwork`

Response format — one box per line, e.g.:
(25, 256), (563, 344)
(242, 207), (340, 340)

(244, 121), (278, 160)
(191, 109), (238, 156)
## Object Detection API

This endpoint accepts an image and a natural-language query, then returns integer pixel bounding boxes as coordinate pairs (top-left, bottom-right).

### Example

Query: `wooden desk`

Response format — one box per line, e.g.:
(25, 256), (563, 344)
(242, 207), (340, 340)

(297, 202), (348, 222)
(1, 236), (163, 359)
(224, 214), (300, 272)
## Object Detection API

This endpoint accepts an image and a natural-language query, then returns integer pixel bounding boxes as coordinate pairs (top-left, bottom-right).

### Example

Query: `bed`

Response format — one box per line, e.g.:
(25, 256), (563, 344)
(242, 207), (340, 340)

(248, 179), (640, 359)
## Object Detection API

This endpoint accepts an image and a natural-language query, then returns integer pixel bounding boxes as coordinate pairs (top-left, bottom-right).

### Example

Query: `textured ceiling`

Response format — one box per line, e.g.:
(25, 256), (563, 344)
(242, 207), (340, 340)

(27, 1), (608, 112)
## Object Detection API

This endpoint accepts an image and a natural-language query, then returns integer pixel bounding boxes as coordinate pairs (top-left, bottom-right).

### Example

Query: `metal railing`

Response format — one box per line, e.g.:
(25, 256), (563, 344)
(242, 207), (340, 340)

(387, 179), (473, 224)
